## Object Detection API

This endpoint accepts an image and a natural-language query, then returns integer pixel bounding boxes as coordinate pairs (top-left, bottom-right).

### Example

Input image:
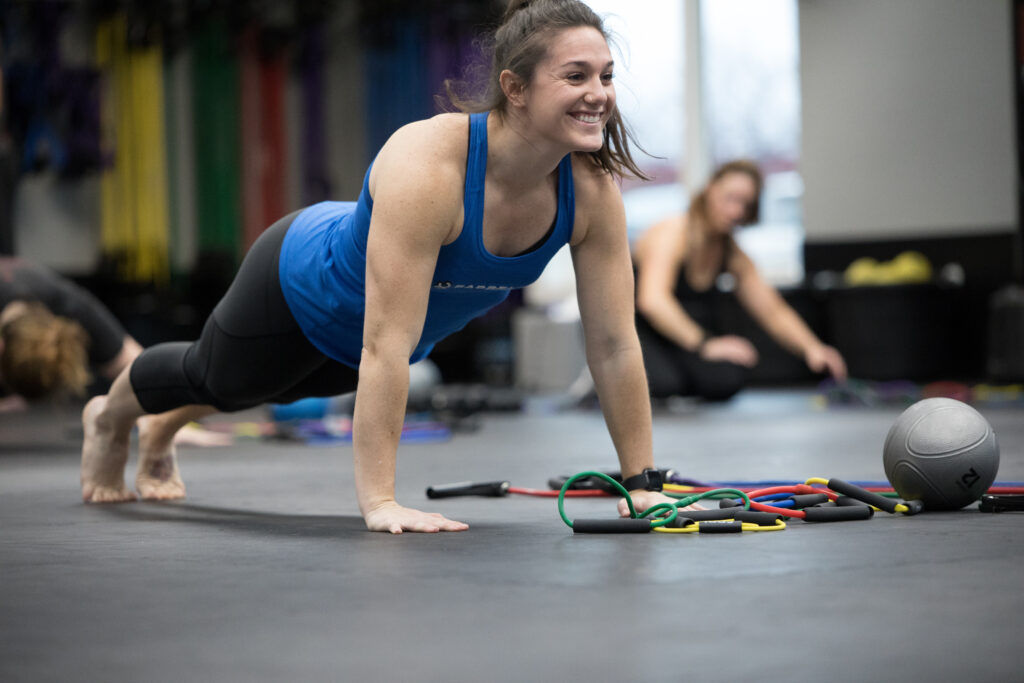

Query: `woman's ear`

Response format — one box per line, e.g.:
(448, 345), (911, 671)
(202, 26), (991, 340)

(499, 69), (527, 108)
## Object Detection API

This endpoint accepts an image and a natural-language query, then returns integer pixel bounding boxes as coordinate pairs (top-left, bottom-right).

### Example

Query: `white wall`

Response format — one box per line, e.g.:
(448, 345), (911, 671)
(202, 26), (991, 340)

(12, 9), (99, 274)
(799, 0), (1016, 242)
(14, 173), (101, 274)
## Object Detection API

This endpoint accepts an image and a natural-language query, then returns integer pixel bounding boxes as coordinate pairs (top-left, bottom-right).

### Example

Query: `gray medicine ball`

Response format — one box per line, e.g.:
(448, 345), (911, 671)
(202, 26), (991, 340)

(883, 398), (999, 510)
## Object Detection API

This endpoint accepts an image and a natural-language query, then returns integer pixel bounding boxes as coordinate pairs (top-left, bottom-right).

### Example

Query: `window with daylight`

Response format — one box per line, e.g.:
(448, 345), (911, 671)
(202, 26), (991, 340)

(585, 0), (804, 284)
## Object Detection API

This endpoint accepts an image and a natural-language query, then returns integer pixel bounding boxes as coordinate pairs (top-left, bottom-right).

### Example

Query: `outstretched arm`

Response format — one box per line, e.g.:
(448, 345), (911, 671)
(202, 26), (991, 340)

(570, 169), (668, 514)
(731, 245), (847, 380)
(354, 119), (469, 534)
(634, 215), (708, 352)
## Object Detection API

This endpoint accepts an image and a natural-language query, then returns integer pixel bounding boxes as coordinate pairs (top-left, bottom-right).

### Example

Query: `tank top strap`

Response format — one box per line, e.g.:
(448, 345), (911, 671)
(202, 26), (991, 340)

(464, 112), (488, 228)
(556, 153), (575, 243)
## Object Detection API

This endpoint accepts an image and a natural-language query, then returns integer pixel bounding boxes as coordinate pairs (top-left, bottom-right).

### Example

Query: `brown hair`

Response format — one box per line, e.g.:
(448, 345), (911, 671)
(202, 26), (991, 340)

(0, 303), (91, 400)
(688, 159), (764, 231)
(444, 0), (649, 180)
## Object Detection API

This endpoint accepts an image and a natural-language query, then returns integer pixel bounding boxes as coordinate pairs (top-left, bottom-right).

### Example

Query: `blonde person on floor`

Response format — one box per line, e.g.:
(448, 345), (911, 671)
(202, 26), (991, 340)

(0, 256), (231, 447)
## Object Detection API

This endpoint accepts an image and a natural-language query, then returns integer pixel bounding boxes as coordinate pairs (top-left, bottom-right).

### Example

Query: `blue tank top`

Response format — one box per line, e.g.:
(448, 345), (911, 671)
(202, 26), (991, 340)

(279, 112), (576, 367)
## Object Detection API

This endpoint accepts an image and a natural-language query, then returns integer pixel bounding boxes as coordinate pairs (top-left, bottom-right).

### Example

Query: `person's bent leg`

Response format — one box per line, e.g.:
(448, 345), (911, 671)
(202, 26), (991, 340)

(681, 354), (750, 402)
(636, 318), (690, 399)
(82, 212), (298, 503)
(81, 367), (148, 503)
(83, 209), (358, 502)
(135, 405), (219, 500)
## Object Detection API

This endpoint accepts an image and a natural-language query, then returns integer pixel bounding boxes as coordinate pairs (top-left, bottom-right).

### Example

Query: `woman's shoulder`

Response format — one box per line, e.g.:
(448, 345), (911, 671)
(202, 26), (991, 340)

(634, 212), (687, 265)
(371, 114), (471, 195)
(381, 113), (470, 162)
(568, 153), (623, 213)
(569, 152), (614, 186)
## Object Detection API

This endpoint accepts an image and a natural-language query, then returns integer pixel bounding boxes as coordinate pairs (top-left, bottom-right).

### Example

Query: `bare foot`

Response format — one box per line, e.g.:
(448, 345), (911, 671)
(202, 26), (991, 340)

(136, 420), (187, 501)
(81, 396), (137, 503)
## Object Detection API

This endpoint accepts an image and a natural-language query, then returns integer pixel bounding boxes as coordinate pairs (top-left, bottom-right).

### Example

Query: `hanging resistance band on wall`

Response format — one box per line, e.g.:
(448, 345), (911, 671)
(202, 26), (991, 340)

(192, 19), (241, 263)
(96, 14), (170, 284)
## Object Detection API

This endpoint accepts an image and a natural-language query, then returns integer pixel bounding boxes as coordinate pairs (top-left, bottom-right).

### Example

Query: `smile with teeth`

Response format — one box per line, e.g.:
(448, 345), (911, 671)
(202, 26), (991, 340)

(571, 112), (602, 124)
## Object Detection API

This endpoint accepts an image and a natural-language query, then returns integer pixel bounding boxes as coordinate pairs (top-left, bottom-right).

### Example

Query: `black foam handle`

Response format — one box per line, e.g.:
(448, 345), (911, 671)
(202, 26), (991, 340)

(667, 516), (696, 528)
(978, 495), (1024, 512)
(789, 493), (830, 509)
(697, 520), (743, 534)
(425, 481), (510, 499)
(835, 496), (870, 507)
(733, 510), (784, 526)
(900, 499), (925, 515)
(718, 498), (743, 509)
(802, 505), (874, 522)
(671, 508), (739, 522)
(572, 518), (652, 534)
(827, 478), (899, 513)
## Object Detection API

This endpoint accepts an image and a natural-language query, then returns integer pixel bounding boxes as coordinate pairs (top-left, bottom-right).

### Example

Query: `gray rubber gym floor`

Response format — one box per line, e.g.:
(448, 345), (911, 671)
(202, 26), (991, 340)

(2, 389), (1022, 682)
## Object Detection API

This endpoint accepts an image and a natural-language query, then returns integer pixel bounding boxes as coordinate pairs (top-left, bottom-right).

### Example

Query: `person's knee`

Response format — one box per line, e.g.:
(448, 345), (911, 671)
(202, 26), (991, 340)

(697, 363), (749, 402)
(194, 370), (262, 413)
(177, 343), (256, 413)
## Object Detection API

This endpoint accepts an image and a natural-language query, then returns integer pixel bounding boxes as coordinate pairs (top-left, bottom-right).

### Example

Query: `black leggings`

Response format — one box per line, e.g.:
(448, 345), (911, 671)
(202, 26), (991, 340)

(636, 316), (749, 402)
(130, 211), (360, 414)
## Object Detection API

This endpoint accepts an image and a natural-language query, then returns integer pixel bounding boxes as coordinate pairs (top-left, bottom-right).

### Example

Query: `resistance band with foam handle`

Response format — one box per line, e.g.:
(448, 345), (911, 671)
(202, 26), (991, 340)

(573, 518), (654, 534)
(426, 481), (511, 499)
(801, 505), (874, 522)
(717, 479), (924, 521)
(806, 478), (922, 515)
(658, 511), (786, 534)
(979, 495), (1024, 513)
(425, 479), (607, 498)
(663, 479), (1024, 495)
(557, 472), (773, 535)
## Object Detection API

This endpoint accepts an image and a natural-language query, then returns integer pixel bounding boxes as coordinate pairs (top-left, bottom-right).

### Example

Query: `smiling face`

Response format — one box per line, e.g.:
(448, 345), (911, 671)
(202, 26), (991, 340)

(706, 171), (759, 233)
(516, 26), (615, 153)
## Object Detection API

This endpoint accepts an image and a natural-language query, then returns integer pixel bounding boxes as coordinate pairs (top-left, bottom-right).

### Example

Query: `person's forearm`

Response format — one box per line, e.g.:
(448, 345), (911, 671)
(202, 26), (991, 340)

(761, 304), (823, 358)
(639, 298), (706, 351)
(588, 344), (654, 480)
(352, 349), (410, 516)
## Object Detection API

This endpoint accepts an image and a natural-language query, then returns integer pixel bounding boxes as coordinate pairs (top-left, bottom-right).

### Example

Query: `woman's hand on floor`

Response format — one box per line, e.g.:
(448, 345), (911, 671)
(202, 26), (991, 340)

(617, 490), (704, 518)
(363, 500), (469, 534)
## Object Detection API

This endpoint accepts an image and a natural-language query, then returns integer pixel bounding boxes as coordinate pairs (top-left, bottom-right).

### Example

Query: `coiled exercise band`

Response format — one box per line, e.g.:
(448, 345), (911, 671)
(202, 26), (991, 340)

(558, 471), (768, 534)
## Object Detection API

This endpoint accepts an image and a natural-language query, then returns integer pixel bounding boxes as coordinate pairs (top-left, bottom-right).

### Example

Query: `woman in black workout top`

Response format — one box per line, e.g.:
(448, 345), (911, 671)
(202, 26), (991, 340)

(633, 160), (847, 401)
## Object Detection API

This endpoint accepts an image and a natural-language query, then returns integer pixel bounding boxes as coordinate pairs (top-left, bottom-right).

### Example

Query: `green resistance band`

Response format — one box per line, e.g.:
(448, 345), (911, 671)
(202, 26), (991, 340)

(557, 471), (752, 533)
